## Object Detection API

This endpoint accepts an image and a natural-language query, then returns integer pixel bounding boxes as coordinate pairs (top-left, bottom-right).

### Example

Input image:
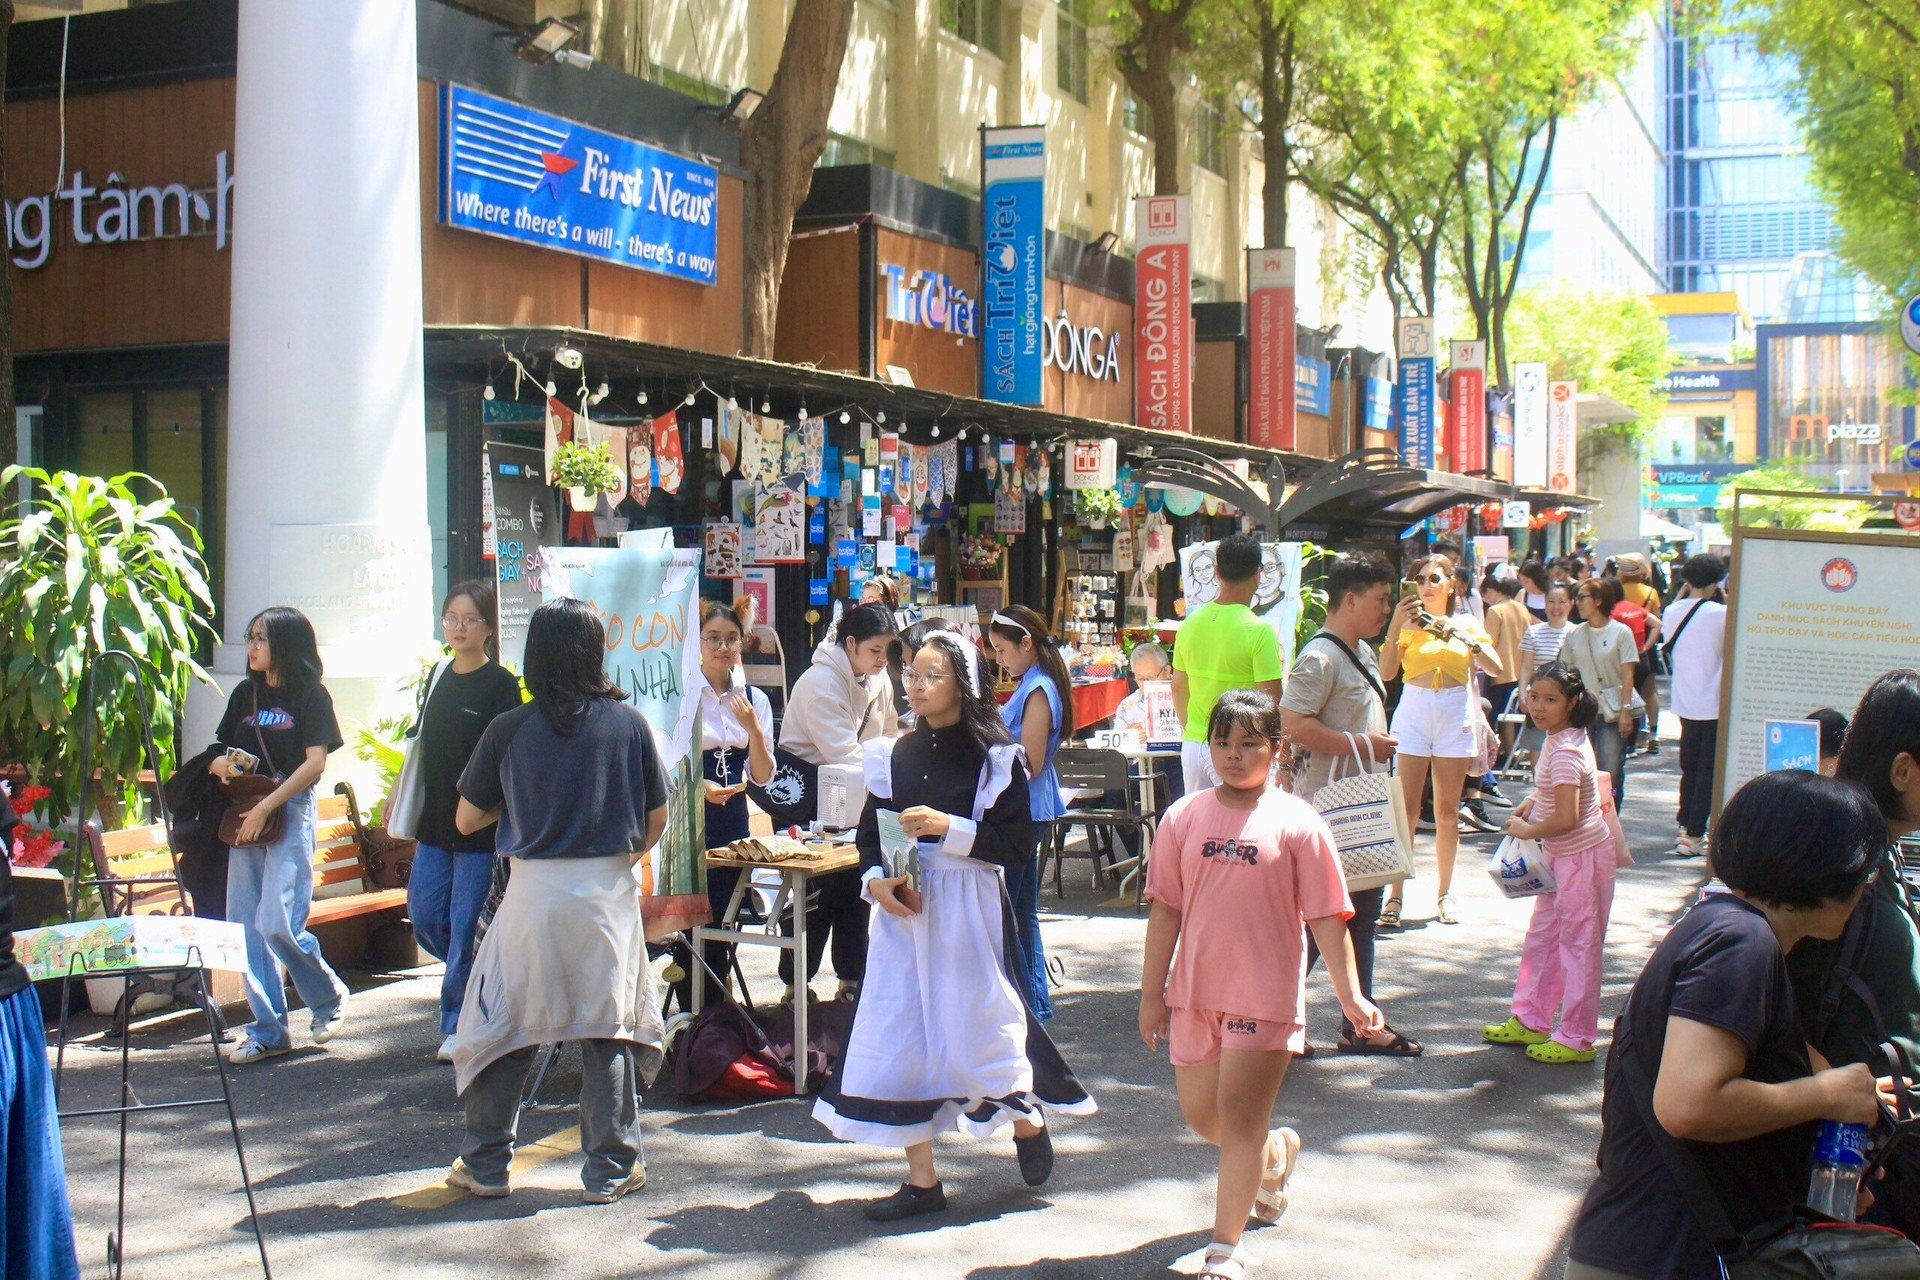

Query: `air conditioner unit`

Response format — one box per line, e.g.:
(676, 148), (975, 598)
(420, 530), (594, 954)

(817, 763), (867, 833)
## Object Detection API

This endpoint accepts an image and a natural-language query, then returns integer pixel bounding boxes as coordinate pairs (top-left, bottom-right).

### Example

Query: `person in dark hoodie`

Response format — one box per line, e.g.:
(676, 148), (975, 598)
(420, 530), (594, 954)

(0, 781), (83, 1279)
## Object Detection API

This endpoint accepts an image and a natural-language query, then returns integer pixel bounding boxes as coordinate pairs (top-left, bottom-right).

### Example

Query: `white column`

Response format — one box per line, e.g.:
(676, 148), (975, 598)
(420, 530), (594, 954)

(193, 0), (431, 759)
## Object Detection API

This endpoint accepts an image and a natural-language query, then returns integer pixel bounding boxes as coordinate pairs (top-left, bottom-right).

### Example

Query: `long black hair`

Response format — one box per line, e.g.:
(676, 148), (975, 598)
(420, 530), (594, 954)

(522, 597), (624, 736)
(918, 630), (1013, 758)
(443, 578), (501, 660)
(989, 603), (1073, 731)
(247, 606), (323, 695)
(1529, 661), (1600, 730)
(837, 601), (898, 652)
(1836, 670), (1920, 826)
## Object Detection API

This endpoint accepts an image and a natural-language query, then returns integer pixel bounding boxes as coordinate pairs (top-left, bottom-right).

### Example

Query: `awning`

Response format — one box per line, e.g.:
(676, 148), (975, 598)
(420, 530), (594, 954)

(1134, 446), (1519, 534)
(1512, 486), (1602, 510)
(1642, 511), (1695, 541)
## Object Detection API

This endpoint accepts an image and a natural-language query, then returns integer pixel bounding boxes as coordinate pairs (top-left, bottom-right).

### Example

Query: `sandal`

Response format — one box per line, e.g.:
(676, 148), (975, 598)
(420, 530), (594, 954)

(1250, 1126), (1300, 1224)
(1338, 1026), (1424, 1057)
(1377, 897), (1403, 930)
(1527, 1039), (1598, 1065)
(1437, 893), (1459, 925)
(1198, 1243), (1250, 1279)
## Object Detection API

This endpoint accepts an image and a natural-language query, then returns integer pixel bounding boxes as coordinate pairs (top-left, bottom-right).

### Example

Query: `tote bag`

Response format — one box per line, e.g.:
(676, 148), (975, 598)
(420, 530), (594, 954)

(383, 659), (450, 842)
(1310, 734), (1415, 892)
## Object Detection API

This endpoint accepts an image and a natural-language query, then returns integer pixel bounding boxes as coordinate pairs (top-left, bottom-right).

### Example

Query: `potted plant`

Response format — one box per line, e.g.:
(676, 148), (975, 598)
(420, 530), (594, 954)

(552, 440), (623, 512)
(1074, 486), (1124, 529)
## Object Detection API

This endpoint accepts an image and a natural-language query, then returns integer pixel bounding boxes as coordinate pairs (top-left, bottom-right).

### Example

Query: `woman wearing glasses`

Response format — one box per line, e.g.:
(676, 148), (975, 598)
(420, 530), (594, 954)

(693, 597), (776, 988)
(1380, 556), (1503, 926)
(1558, 577), (1643, 813)
(407, 582), (525, 1064)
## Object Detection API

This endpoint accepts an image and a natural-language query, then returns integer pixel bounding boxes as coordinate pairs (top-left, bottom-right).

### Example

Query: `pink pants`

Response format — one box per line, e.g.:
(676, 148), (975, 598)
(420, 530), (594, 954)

(1511, 844), (1615, 1051)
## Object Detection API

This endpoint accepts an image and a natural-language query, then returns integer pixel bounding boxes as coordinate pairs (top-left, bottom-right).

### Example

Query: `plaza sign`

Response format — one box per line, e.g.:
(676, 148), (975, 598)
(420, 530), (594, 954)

(3, 154), (235, 270)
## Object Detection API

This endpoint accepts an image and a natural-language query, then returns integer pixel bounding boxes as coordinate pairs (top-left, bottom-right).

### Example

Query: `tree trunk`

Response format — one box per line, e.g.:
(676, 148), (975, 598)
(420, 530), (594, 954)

(1257, 9), (1297, 248)
(739, 0), (857, 359)
(0, 2), (15, 491)
(1116, 0), (1198, 198)
(581, 0), (649, 79)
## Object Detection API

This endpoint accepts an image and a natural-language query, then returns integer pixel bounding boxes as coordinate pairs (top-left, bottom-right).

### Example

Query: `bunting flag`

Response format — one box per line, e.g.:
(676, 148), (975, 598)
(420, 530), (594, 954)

(781, 423), (807, 478)
(600, 425), (629, 507)
(803, 421), (824, 488)
(717, 402), (741, 476)
(627, 428), (654, 509)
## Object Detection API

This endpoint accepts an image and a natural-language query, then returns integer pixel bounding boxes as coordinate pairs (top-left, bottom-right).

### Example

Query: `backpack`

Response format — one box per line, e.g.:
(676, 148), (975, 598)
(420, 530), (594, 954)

(1612, 600), (1651, 650)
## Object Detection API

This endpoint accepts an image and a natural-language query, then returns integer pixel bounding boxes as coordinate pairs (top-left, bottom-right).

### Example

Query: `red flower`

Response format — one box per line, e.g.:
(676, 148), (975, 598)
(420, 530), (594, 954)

(10, 827), (64, 869)
(9, 785), (50, 818)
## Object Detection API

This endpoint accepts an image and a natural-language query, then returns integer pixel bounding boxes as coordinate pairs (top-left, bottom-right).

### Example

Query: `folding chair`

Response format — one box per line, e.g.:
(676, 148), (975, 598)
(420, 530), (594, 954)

(1046, 749), (1151, 897)
(1497, 686), (1543, 781)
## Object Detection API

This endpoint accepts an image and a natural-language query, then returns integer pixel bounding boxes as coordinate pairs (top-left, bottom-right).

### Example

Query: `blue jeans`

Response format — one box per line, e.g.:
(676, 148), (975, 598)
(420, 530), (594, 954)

(407, 845), (495, 1035)
(0, 986), (79, 1279)
(1007, 853), (1053, 1022)
(1589, 719), (1636, 813)
(225, 789), (346, 1050)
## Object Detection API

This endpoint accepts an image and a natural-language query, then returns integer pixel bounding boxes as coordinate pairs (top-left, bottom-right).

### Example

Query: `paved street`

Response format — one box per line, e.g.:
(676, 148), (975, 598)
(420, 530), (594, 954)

(57, 747), (1702, 1279)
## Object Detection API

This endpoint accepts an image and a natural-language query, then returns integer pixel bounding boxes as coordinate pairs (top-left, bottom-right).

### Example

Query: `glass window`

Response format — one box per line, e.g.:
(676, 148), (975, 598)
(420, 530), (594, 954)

(1123, 92), (1152, 138)
(818, 133), (898, 170)
(143, 389), (206, 524)
(72, 391), (134, 478)
(941, 0), (1003, 57)
(1056, 1), (1091, 104)
(1194, 99), (1227, 176)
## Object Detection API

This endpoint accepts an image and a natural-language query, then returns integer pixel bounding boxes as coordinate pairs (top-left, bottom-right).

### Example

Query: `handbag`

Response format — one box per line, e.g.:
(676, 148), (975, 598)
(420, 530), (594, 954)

(382, 659), (451, 842)
(217, 687), (286, 848)
(1487, 834), (1557, 898)
(1311, 734), (1415, 892)
(336, 780), (416, 891)
(746, 747), (820, 827)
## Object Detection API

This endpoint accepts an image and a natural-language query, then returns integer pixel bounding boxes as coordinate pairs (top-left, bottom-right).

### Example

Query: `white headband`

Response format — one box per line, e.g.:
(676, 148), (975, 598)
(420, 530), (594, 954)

(990, 610), (1028, 636)
(932, 633), (985, 698)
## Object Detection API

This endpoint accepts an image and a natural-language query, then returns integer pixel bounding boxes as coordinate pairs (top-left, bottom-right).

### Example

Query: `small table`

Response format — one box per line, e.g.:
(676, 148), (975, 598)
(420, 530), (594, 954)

(690, 843), (862, 1094)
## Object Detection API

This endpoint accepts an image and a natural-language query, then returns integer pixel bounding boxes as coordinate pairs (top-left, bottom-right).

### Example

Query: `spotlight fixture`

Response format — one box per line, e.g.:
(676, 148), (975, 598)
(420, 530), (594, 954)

(1092, 230), (1121, 255)
(503, 17), (582, 67)
(699, 87), (765, 127)
(552, 345), (584, 371)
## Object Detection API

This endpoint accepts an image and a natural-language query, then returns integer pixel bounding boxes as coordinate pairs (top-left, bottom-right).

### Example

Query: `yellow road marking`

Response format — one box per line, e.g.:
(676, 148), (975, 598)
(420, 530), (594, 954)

(389, 1125), (583, 1209)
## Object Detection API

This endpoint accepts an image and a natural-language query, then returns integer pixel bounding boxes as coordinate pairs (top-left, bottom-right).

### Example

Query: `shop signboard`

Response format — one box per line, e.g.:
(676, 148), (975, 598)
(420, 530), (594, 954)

(440, 85), (719, 286)
(980, 126), (1046, 405)
(1448, 341), (1487, 475)
(1547, 380), (1578, 494)
(1513, 361), (1548, 488)
(1502, 500), (1532, 529)
(1038, 310), (1123, 382)
(1364, 377), (1394, 434)
(1246, 248), (1296, 450)
(1065, 439), (1117, 490)
(486, 443), (561, 671)
(1396, 317), (1436, 467)
(1135, 195), (1192, 433)
(1295, 354), (1331, 418)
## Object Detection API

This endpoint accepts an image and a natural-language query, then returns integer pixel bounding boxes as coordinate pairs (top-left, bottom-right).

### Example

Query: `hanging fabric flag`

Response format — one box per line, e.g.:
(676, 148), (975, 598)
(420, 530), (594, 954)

(653, 411), (684, 495)
(600, 425), (629, 507)
(781, 423), (806, 478)
(628, 428), (654, 509)
(909, 444), (929, 509)
(982, 442), (1001, 495)
(804, 421), (824, 489)
(896, 443), (915, 508)
(717, 402), (741, 476)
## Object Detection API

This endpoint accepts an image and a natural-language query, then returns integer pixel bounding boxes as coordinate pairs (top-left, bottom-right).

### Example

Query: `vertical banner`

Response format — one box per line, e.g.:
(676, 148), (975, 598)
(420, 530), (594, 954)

(1514, 361), (1549, 488)
(980, 126), (1046, 405)
(1448, 340), (1488, 475)
(541, 544), (707, 937)
(487, 442), (560, 672)
(1135, 195), (1192, 433)
(1396, 316), (1437, 467)
(1548, 380), (1579, 494)
(1247, 248), (1297, 451)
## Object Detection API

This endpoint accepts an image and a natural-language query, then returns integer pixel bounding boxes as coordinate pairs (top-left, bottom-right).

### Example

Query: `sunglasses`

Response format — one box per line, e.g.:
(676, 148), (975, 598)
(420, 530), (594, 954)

(1415, 573), (1449, 585)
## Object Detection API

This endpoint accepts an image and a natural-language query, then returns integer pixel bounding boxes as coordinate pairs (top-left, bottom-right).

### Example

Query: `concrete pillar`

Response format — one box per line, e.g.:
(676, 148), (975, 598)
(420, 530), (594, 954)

(1588, 435), (1647, 559)
(194, 0), (432, 766)
(892, 0), (942, 186)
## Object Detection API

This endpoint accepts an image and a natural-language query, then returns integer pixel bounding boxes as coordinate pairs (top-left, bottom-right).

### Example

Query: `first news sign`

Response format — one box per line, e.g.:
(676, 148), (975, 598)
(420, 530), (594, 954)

(439, 85), (719, 286)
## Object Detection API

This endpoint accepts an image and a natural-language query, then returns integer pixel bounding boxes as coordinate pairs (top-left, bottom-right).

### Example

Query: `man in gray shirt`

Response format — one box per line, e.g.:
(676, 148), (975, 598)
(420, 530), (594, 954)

(1281, 554), (1423, 1056)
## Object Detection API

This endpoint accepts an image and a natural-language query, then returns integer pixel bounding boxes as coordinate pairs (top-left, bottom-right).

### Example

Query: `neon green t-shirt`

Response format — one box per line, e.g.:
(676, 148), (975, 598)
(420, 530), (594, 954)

(1172, 601), (1285, 743)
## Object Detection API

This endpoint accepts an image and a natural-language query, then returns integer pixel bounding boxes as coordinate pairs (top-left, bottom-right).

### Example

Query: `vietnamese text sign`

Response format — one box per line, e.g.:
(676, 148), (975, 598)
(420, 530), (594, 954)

(1514, 361), (1548, 488)
(981, 126), (1045, 405)
(1135, 195), (1192, 433)
(1396, 317), (1437, 468)
(268, 521), (431, 678)
(1449, 341), (1487, 475)
(488, 443), (561, 671)
(1547, 380), (1579, 494)
(1763, 719), (1821, 773)
(440, 85), (718, 285)
(1247, 248), (1296, 450)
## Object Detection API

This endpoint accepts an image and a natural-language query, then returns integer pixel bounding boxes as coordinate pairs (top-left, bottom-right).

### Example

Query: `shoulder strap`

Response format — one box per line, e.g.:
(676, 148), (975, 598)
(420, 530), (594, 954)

(249, 685), (280, 781)
(1659, 599), (1705, 661)
(1813, 849), (1897, 1054)
(409, 659), (452, 739)
(1311, 632), (1388, 707)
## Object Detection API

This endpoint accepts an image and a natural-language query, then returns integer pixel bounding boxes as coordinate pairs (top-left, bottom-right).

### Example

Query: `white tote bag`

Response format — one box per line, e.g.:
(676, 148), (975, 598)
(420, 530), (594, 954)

(383, 659), (450, 840)
(1310, 734), (1415, 892)
(1487, 834), (1557, 899)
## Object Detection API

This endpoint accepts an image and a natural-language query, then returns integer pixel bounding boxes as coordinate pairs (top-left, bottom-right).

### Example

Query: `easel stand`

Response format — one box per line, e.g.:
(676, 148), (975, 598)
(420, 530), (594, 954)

(53, 650), (272, 1277)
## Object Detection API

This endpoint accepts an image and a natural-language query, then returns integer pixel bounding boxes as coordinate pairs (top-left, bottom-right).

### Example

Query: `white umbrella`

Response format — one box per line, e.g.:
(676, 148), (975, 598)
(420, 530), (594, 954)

(1641, 511), (1695, 542)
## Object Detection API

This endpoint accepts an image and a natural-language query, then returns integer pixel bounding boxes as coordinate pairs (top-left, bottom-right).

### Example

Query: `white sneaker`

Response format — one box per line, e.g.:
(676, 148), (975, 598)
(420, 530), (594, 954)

(436, 1034), (457, 1064)
(228, 1039), (290, 1065)
(311, 999), (348, 1045)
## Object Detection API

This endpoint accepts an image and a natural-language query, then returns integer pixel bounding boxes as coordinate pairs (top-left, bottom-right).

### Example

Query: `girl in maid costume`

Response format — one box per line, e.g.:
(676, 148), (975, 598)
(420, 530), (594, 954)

(813, 630), (1098, 1222)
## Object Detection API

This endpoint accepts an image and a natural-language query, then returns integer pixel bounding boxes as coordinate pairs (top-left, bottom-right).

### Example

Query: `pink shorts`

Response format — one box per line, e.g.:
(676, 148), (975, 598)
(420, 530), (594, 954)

(1169, 1008), (1303, 1066)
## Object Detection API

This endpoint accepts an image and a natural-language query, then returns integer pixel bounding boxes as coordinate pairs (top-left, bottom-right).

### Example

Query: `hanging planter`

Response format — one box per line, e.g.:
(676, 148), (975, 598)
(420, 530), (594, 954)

(1074, 487), (1123, 530)
(552, 440), (623, 513)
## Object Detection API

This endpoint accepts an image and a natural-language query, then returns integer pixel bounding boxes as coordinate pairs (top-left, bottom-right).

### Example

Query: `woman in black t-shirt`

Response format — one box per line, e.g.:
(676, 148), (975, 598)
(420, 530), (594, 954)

(1566, 771), (1887, 1280)
(209, 606), (351, 1065)
(405, 581), (523, 1065)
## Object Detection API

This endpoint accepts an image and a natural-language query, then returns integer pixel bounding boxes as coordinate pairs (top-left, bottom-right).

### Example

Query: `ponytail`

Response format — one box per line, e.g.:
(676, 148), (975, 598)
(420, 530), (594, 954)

(989, 604), (1073, 728)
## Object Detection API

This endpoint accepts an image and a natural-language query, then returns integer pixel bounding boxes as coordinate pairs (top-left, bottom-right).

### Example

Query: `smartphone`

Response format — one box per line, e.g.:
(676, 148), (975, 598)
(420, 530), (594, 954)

(225, 747), (259, 774)
(1400, 579), (1422, 602)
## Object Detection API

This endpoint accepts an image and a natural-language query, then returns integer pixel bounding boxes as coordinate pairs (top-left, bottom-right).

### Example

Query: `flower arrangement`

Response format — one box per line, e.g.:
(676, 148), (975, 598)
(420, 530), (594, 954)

(958, 533), (1006, 575)
(7, 784), (65, 869)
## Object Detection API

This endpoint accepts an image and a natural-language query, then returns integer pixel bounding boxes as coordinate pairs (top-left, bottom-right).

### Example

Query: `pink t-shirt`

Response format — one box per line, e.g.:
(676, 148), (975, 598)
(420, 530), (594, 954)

(1533, 728), (1611, 858)
(1146, 787), (1353, 1025)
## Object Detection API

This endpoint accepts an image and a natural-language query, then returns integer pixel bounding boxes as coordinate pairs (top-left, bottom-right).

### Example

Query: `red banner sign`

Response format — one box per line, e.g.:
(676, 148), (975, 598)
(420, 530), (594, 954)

(1448, 340), (1487, 475)
(1134, 195), (1191, 433)
(1247, 248), (1296, 451)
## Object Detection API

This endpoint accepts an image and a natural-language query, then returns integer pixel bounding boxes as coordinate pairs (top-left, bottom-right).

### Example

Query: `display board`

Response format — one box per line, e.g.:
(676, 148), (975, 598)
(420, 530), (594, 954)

(485, 442), (561, 671)
(1715, 496), (1920, 809)
(1176, 540), (1306, 673)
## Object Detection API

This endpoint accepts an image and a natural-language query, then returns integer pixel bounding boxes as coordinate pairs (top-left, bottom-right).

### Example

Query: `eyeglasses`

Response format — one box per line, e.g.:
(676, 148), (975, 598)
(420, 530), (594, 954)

(1415, 573), (1449, 586)
(245, 631), (268, 645)
(902, 671), (954, 690)
(442, 614), (486, 630)
(701, 634), (744, 650)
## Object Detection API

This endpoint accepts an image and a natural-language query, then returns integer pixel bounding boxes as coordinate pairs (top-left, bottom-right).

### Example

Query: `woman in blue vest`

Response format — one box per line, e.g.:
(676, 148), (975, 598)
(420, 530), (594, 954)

(988, 605), (1072, 1022)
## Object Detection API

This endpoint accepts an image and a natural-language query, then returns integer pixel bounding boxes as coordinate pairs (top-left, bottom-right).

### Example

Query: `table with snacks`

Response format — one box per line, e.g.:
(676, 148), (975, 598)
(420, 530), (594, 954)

(692, 835), (861, 1093)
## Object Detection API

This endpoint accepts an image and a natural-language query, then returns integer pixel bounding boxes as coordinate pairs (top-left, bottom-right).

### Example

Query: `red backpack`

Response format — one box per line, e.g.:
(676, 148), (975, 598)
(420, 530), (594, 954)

(1612, 600), (1651, 651)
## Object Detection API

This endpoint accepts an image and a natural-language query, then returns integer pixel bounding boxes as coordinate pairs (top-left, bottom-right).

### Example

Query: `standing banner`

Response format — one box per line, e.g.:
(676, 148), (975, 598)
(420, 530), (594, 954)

(1547, 380), (1579, 494)
(486, 442), (560, 671)
(1247, 248), (1297, 451)
(1135, 195), (1192, 433)
(540, 542), (707, 937)
(1514, 361), (1548, 488)
(1449, 340), (1488, 475)
(980, 126), (1046, 405)
(1396, 316), (1437, 467)
(1178, 540), (1306, 673)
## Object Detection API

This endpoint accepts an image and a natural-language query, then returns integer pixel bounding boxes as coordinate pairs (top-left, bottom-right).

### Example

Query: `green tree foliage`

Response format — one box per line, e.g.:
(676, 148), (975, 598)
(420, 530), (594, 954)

(1506, 283), (1678, 446)
(1714, 457), (1867, 531)
(1108, 0), (1204, 196)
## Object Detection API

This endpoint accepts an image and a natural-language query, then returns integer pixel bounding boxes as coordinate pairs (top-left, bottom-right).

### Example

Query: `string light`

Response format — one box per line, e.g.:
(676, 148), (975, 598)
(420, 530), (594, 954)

(638, 388), (650, 405)
(545, 380), (557, 397)
(931, 421), (941, 439)
(876, 409), (887, 424)
(761, 397), (771, 413)
(840, 410), (851, 424)
(684, 390), (697, 406)
(482, 385), (496, 401)
(798, 403), (809, 421)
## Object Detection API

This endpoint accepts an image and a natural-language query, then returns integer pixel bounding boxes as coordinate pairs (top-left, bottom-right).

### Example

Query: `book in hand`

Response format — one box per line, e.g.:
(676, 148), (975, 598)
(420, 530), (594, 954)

(875, 808), (923, 896)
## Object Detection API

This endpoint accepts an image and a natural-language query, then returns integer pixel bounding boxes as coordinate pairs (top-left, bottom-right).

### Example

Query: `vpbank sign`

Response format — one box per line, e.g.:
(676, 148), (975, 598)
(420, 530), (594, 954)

(439, 84), (718, 286)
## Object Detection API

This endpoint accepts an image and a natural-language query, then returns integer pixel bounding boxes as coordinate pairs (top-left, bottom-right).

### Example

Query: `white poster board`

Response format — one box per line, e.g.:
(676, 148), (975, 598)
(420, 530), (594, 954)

(1177, 540), (1305, 673)
(1717, 529), (1920, 808)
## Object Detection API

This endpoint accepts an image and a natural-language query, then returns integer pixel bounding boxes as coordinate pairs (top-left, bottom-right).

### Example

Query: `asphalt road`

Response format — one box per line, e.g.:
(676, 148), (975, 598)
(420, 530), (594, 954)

(55, 744), (1704, 1279)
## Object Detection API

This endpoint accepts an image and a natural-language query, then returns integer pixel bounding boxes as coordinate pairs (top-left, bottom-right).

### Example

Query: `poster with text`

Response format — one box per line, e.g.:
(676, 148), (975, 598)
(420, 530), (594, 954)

(488, 443), (560, 671)
(703, 522), (743, 579)
(1135, 195), (1192, 433)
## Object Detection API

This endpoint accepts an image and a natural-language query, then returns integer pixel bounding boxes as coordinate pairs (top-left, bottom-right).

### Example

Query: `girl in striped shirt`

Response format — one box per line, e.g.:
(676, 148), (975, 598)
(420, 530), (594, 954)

(1483, 663), (1617, 1064)
(1517, 583), (1574, 690)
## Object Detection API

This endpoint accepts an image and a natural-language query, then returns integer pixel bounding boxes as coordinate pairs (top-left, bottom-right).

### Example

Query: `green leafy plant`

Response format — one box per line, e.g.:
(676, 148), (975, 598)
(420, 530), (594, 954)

(1715, 458), (1869, 533)
(552, 441), (623, 496)
(1289, 542), (1339, 658)
(0, 468), (217, 825)
(1073, 487), (1124, 524)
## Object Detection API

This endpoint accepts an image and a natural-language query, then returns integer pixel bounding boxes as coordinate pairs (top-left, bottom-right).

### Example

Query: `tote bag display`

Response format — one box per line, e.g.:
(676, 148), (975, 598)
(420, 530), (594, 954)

(1310, 735), (1415, 892)
(1487, 835), (1557, 899)
(383, 659), (450, 841)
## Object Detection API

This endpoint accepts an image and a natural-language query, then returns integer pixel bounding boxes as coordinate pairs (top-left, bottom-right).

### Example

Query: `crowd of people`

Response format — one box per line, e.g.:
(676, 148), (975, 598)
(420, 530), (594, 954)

(8, 528), (1920, 1280)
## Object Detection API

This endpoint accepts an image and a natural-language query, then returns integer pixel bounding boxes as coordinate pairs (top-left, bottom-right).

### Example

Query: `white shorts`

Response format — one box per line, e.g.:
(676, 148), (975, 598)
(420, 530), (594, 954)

(1181, 740), (1222, 792)
(1391, 684), (1478, 758)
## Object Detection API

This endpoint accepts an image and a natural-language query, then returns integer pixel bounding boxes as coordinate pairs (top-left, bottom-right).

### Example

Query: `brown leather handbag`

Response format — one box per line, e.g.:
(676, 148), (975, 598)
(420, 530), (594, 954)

(218, 687), (286, 848)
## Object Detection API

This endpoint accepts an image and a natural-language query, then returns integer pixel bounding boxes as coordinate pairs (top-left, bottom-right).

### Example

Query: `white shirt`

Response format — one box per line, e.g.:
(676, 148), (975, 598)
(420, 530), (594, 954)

(1663, 596), (1727, 722)
(698, 671), (774, 753)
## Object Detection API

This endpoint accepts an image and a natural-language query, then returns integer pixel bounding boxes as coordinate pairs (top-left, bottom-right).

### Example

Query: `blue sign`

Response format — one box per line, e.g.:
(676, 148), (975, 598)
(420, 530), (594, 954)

(1398, 356), (1436, 467)
(1365, 377), (1393, 433)
(1656, 368), (1761, 396)
(1648, 482), (1721, 509)
(1295, 355), (1332, 417)
(809, 579), (830, 607)
(980, 127), (1045, 406)
(1905, 439), (1920, 471)
(1764, 718), (1821, 774)
(440, 85), (719, 286)
(1651, 462), (1748, 485)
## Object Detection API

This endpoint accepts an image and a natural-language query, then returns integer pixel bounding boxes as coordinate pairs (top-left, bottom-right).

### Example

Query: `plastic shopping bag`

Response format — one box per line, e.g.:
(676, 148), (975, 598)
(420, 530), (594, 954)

(1487, 835), (1557, 899)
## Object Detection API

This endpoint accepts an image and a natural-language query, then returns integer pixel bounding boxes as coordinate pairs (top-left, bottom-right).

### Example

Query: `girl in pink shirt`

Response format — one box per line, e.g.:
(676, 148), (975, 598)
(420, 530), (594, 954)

(1484, 663), (1618, 1064)
(1140, 691), (1385, 1280)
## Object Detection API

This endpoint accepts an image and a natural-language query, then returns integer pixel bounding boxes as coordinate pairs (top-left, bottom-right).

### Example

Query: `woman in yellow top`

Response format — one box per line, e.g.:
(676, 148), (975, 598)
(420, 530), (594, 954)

(1379, 555), (1505, 926)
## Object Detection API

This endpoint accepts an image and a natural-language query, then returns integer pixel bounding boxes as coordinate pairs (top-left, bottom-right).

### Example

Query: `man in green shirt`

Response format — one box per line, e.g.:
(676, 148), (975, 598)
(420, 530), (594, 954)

(1172, 533), (1286, 791)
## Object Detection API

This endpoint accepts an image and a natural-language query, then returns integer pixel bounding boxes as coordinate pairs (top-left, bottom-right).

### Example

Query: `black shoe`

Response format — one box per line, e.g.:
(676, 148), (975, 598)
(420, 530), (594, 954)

(863, 1181), (947, 1222)
(1480, 781), (1514, 808)
(1460, 801), (1501, 834)
(1015, 1127), (1054, 1187)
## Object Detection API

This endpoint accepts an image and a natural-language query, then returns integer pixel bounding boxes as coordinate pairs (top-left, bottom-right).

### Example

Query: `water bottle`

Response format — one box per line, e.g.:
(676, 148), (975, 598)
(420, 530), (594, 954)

(1806, 1120), (1869, 1222)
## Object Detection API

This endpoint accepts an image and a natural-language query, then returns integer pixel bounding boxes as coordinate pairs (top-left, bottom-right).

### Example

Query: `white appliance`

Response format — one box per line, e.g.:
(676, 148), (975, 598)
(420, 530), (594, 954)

(816, 763), (867, 832)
